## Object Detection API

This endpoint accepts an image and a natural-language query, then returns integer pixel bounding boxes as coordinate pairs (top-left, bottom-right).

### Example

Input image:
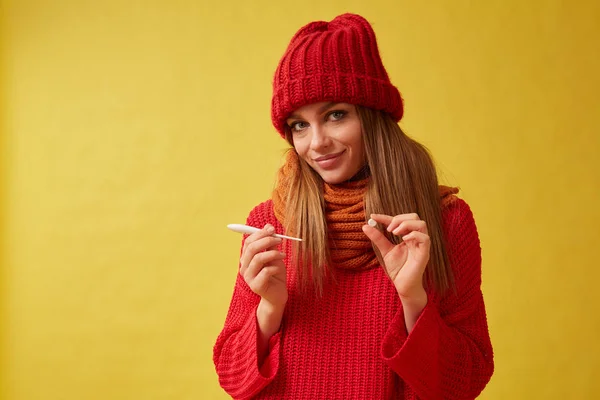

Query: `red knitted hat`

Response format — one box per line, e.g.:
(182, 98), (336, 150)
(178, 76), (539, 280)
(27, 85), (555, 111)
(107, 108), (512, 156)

(271, 13), (403, 137)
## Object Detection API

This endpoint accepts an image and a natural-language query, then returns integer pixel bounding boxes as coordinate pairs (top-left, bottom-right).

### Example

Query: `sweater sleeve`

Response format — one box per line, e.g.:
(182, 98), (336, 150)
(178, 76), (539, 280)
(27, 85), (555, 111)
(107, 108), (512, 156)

(381, 198), (494, 400)
(213, 201), (283, 400)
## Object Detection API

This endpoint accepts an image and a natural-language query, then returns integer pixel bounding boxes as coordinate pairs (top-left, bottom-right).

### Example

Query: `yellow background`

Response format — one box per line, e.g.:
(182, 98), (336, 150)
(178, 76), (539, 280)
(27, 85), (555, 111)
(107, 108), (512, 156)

(1, 0), (599, 399)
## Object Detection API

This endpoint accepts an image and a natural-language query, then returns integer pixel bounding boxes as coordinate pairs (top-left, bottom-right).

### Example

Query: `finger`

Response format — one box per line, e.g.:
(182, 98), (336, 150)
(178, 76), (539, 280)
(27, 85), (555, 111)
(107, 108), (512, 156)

(241, 224), (277, 253)
(401, 231), (431, 247)
(266, 235), (284, 252)
(243, 249), (286, 282)
(362, 224), (395, 257)
(385, 213), (420, 233)
(240, 236), (282, 274)
(368, 213), (420, 231)
(240, 250), (284, 281)
(249, 264), (285, 294)
(391, 220), (428, 237)
(240, 235), (282, 273)
(369, 213), (394, 228)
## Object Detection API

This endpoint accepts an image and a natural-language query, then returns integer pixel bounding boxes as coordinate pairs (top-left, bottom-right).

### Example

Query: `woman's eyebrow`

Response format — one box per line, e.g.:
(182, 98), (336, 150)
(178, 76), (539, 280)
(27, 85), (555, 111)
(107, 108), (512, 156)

(287, 102), (339, 121)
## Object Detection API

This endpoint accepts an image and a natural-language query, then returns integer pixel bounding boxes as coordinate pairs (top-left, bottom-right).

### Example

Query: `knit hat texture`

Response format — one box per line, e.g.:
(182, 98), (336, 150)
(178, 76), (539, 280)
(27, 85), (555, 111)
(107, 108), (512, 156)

(271, 13), (403, 136)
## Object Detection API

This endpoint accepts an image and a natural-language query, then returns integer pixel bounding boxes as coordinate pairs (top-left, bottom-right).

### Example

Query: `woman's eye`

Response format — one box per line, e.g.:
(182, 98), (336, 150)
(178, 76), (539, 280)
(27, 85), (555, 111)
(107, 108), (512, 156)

(329, 110), (347, 120)
(291, 121), (307, 132)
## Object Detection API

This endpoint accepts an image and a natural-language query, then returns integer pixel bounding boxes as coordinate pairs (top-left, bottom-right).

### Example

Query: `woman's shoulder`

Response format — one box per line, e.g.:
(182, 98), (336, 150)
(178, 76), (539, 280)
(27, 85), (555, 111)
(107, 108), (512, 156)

(438, 185), (479, 243)
(439, 185), (460, 208)
(439, 185), (470, 213)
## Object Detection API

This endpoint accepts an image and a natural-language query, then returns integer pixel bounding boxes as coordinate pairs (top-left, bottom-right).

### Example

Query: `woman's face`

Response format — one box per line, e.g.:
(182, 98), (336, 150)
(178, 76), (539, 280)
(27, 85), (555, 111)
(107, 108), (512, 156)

(286, 102), (365, 184)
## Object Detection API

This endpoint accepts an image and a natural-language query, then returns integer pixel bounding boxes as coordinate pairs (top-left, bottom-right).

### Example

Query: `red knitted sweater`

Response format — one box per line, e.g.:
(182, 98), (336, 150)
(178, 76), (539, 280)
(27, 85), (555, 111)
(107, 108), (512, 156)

(213, 198), (494, 399)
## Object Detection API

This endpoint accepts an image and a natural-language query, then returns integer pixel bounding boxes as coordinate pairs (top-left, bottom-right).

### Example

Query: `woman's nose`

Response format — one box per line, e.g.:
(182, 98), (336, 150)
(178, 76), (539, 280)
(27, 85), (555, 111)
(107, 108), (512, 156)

(310, 125), (331, 150)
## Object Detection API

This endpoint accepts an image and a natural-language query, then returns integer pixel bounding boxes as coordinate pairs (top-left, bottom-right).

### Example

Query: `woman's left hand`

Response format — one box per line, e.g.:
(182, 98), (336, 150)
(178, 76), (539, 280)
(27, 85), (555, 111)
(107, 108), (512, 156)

(362, 213), (430, 299)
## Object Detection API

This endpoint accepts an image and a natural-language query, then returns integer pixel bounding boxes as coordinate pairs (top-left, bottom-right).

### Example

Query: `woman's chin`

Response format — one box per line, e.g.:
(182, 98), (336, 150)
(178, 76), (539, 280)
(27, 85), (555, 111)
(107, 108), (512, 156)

(317, 170), (355, 185)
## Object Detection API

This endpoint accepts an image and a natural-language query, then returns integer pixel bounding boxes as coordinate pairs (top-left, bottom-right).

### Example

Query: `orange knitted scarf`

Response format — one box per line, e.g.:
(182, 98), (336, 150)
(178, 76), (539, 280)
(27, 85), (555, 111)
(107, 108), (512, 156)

(272, 151), (458, 271)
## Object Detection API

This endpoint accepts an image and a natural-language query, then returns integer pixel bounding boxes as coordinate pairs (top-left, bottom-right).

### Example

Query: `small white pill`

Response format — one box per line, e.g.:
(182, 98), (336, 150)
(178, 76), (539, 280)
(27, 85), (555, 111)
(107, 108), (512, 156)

(368, 218), (377, 227)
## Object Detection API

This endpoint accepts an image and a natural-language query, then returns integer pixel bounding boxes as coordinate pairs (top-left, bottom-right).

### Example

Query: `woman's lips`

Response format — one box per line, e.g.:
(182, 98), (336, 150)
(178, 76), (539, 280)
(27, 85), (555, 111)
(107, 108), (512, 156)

(313, 151), (345, 169)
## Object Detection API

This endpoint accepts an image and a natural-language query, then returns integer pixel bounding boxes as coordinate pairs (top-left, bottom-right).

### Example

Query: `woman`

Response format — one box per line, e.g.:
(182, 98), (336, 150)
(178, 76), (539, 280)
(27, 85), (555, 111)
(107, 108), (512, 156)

(213, 13), (494, 399)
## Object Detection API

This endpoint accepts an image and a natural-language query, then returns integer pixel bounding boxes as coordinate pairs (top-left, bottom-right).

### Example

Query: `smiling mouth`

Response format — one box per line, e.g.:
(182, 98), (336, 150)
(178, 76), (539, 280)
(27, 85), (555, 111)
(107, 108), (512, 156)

(314, 151), (344, 162)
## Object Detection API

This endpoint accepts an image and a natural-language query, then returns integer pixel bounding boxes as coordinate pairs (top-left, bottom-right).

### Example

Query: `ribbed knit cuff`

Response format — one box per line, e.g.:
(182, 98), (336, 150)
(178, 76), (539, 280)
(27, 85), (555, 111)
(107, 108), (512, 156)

(241, 312), (282, 380)
(219, 313), (282, 399)
(381, 300), (441, 399)
(272, 73), (402, 135)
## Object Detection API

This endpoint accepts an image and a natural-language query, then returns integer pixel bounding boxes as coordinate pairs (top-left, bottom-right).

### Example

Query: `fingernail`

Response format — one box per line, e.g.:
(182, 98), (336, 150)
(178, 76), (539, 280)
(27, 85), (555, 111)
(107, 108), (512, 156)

(280, 252), (286, 257)
(266, 225), (274, 233)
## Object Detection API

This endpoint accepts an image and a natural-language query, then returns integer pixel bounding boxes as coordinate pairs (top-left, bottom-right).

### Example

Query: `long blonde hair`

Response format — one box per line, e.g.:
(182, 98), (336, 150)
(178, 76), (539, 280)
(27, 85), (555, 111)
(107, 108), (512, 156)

(282, 106), (454, 295)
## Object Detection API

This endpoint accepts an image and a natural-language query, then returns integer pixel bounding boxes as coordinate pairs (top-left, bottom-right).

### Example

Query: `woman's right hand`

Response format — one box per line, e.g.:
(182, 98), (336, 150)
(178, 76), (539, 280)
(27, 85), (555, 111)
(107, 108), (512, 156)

(239, 224), (288, 309)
